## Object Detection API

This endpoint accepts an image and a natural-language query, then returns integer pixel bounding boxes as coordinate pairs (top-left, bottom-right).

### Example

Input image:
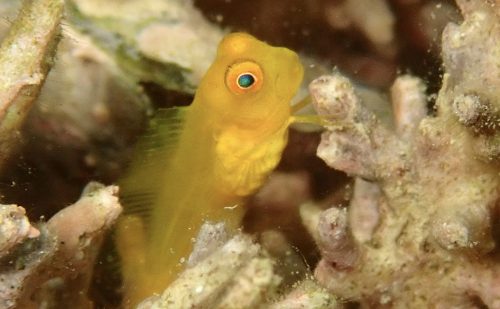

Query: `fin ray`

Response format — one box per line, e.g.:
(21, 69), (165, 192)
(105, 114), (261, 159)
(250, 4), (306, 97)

(119, 106), (189, 218)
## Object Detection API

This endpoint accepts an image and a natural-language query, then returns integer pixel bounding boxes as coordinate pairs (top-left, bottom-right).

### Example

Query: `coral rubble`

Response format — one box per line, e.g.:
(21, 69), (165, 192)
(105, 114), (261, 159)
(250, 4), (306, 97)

(308, 0), (500, 307)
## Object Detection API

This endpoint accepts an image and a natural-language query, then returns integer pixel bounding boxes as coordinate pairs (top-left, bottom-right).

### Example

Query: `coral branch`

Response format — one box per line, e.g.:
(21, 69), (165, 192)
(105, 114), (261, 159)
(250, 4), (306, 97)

(308, 0), (500, 307)
(215, 257), (280, 308)
(431, 195), (495, 253)
(139, 233), (280, 309)
(268, 280), (339, 309)
(349, 178), (381, 243)
(310, 75), (376, 179)
(137, 223), (320, 308)
(0, 183), (121, 309)
(452, 93), (500, 134)
(317, 207), (360, 270)
(390, 75), (428, 138)
(186, 222), (230, 267)
(441, 0), (500, 161)
(0, 0), (63, 169)
(0, 205), (39, 258)
(46, 183), (121, 265)
(311, 74), (407, 181)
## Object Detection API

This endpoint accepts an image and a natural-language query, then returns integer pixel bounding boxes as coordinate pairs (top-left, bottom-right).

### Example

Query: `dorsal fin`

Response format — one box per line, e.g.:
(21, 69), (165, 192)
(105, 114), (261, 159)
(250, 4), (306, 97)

(119, 106), (189, 219)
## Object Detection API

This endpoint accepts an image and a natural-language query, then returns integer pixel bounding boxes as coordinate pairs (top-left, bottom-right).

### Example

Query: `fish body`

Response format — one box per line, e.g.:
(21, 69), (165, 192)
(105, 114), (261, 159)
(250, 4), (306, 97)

(116, 33), (303, 306)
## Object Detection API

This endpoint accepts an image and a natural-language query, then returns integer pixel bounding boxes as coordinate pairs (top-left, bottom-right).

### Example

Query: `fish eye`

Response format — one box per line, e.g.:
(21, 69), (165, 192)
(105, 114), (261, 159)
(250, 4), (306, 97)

(225, 61), (263, 95)
(237, 73), (256, 89)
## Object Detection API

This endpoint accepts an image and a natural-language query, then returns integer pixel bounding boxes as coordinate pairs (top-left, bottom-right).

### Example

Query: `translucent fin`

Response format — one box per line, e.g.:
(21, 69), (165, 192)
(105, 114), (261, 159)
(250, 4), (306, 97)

(119, 106), (188, 218)
(289, 114), (329, 126)
(115, 215), (150, 308)
(291, 95), (312, 113)
(290, 96), (332, 128)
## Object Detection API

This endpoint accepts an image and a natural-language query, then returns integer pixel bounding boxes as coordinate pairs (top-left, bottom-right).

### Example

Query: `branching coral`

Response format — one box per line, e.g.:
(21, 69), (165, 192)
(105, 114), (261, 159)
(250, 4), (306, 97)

(307, 0), (500, 307)
(0, 205), (39, 257)
(0, 183), (121, 308)
(0, 0), (63, 171)
(140, 223), (338, 309)
(0, 2), (125, 307)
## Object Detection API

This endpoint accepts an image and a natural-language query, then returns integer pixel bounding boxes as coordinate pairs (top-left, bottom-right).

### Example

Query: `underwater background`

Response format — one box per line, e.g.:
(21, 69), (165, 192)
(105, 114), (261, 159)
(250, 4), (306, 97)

(0, 0), (498, 308)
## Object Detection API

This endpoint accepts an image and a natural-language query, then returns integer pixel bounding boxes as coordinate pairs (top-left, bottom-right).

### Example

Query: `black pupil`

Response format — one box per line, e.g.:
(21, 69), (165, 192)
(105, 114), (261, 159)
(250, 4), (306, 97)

(238, 74), (255, 88)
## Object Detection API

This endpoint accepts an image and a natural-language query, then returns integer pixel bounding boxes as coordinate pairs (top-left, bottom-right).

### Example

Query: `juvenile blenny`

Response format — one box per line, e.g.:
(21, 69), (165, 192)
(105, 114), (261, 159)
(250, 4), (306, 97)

(116, 32), (304, 306)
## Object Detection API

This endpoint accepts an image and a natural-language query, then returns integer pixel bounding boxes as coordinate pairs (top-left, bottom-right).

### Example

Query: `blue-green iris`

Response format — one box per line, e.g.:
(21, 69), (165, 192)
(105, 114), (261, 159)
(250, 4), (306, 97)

(237, 73), (255, 88)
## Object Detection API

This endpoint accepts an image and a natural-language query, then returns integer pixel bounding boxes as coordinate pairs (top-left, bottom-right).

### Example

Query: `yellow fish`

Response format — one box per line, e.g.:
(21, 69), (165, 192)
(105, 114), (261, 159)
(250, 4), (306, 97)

(116, 32), (304, 306)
